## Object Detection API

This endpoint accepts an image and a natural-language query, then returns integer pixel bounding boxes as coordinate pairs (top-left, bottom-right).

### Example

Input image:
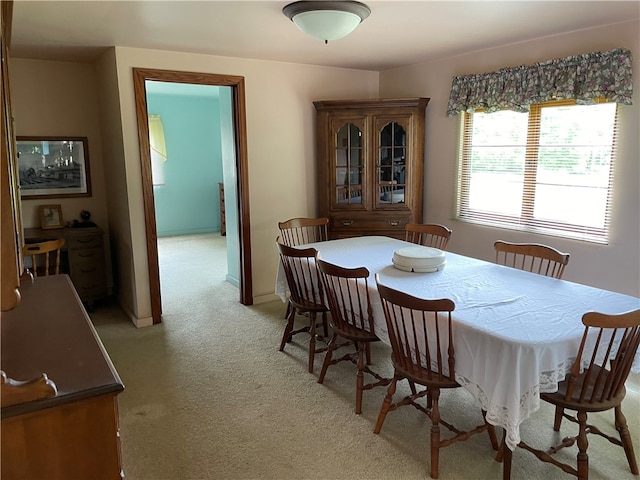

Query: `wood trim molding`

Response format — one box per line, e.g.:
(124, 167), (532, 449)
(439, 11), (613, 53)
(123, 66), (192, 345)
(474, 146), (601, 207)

(1, 0), (22, 311)
(132, 68), (253, 323)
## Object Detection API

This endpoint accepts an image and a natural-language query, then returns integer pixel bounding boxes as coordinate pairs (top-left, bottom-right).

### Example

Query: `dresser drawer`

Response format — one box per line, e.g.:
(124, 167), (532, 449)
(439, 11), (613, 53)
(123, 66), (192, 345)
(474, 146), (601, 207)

(71, 261), (107, 298)
(69, 247), (103, 266)
(67, 232), (104, 249)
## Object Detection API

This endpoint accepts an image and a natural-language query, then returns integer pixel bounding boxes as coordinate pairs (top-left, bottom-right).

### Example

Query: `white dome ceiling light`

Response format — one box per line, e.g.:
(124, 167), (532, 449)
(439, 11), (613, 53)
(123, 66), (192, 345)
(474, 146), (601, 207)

(283, 1), (371, 44)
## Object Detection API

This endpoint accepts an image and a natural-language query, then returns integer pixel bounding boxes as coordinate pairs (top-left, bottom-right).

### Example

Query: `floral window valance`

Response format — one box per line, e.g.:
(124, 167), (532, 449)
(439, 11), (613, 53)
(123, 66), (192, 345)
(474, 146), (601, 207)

(446, 48), (633, 116)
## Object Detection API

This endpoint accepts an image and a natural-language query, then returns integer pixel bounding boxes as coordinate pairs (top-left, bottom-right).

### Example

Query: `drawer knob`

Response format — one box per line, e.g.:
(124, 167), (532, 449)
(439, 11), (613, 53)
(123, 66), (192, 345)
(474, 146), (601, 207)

(341, 219), (354, 226)
(388, 220), (400, 227)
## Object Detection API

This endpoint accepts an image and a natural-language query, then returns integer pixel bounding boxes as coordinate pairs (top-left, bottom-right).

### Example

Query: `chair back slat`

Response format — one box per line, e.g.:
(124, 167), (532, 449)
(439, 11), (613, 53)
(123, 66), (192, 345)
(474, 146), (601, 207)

(494, 240), (569, 279)
(317, 259), (374, 334)
(278, 217), (329, 246)
(276, 238), (324, 308)
(405, 223), (452, 250)
(23, 238), (65, 277)
(376, 276), (456, 383)
(566, 310), (640, 404)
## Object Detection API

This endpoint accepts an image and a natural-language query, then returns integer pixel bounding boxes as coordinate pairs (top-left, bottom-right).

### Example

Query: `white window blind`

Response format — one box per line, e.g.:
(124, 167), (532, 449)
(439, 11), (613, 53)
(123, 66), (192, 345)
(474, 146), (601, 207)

(456, 100), (618, 244)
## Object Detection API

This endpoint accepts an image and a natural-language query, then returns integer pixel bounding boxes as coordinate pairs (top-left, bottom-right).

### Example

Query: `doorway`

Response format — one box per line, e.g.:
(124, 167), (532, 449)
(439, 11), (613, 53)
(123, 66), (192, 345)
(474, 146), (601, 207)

(133, 68), (253, 325)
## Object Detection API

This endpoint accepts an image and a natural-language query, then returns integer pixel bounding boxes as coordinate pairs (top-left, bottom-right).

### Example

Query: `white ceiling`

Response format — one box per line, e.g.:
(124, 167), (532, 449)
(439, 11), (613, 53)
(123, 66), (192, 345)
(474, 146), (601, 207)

(8, 1), (640, 71)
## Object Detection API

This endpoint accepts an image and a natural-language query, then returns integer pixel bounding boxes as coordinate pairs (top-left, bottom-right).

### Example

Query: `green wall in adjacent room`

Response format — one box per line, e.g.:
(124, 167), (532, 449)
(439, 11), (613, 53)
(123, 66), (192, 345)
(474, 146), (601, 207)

(147, 92), (223, 237)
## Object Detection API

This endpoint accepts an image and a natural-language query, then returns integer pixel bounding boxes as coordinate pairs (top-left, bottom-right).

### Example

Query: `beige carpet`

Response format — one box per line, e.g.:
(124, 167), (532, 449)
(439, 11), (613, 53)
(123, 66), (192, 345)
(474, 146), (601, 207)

(91, 233), (640, 480)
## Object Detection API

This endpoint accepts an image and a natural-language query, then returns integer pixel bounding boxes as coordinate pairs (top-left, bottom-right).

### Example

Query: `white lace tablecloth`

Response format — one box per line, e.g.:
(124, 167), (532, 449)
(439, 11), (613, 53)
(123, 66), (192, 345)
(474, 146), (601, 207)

(274, 236), (640, 450)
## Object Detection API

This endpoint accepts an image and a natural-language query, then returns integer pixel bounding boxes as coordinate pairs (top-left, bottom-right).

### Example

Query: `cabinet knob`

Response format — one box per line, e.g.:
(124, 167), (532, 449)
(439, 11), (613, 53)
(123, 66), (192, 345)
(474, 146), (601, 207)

(341, 219), (354, 226)
(388, 220), (400, 227)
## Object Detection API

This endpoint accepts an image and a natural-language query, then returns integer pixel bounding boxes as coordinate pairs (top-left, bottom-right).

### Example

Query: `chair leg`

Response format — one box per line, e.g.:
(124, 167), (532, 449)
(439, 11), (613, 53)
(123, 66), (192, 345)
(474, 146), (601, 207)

(373, 375), (397, 434)
(576, 411), (589, 480)
(321, 312), (329, 337)
(553, 405), (564, 431)
(430, 388), (441, 479)
(307, 312), (317, 373)
(615, 405), (639, 474)
(284, 301), (292, 319)
(408, 380), (418, 396)
(318, 332), (338, 384)
(279, 304), (296, 351)
(355, 341), (366, 414)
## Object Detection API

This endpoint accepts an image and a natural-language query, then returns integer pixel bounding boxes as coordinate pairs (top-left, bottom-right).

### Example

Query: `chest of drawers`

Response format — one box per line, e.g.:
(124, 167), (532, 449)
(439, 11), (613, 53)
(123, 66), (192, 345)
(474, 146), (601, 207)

(218, 182), (226, 236)
(65, 227), (107, 303)
(24, 226), (107, 305)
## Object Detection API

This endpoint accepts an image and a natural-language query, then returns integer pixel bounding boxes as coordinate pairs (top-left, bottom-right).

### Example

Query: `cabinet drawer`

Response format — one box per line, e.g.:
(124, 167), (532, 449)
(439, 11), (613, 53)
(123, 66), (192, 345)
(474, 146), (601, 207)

(67, 233), (103, 249)
(71, 263), (107, 297)
(69, 247), (103, 266)
(330, 215), (411, 232)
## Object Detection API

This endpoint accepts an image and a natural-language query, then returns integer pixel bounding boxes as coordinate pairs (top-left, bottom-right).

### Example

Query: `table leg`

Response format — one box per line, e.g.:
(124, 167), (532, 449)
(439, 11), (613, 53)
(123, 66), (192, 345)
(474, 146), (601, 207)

(499, 430), (512, 480)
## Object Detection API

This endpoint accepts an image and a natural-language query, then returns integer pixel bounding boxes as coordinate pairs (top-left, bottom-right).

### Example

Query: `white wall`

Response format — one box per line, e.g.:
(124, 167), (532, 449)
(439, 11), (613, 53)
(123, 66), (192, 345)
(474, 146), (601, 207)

(379, 20), (640, 297)
(10, 59), (108, 230)
(109, 47), (379, 322)
(10, 58), (114, 293)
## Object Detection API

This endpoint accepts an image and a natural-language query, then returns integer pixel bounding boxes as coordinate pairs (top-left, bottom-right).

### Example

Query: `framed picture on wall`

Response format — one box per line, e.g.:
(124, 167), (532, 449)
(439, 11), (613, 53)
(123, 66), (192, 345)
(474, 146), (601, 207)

(16, 136), (91, 199)
(39, 204), (64, 229)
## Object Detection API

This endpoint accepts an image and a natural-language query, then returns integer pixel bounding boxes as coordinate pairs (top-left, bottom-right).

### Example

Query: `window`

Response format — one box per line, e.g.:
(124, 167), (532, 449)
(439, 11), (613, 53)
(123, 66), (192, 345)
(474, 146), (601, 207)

(148, 114), (167, 186)
(456, 100), (618, 244)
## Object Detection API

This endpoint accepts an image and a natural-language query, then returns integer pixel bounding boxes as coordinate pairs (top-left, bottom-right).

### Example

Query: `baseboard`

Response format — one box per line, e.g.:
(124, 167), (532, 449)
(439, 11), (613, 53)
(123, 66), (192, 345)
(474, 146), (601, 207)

(157, 227), (218, 237)
(117, 297), (153, 328)
(253, 292), (283, 305)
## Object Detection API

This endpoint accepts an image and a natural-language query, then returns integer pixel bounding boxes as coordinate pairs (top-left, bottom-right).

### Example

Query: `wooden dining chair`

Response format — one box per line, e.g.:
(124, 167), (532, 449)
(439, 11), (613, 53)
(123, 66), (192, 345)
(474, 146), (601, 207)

(316, 259), (391, 414)
(278, 217), (329, 319)
(405, 223), (452, 250)
(276, 237), (329, 373)
(278, 217), (329, 247)
(374, 275), (499, 479)
(494, 240), (570, 279)
(23, 238), (66, 278)
(500, 309), (640, 480)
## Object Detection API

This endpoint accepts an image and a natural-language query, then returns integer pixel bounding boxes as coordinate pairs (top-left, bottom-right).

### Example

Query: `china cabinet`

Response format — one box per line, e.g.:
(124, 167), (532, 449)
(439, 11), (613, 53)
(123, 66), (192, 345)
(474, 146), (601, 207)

(314, 98), (429, 239)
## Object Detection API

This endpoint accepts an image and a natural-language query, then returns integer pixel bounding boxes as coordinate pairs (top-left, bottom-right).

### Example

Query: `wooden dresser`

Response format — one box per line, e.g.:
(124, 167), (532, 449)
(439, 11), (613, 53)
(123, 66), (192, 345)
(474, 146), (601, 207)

(218, 182), (226, 236)
(1, 275), (124, 479)
(24, 226), (107, 305)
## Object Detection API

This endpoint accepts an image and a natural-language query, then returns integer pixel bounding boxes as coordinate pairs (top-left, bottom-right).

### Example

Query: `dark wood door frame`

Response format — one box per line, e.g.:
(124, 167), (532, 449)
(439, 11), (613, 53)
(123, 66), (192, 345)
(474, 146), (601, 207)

(133, 68), (253, 324)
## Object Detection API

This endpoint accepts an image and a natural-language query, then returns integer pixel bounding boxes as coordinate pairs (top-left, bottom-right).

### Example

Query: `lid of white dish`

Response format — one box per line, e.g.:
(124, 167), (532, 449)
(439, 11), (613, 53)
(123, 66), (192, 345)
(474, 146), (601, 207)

(392, 246), (446, 273)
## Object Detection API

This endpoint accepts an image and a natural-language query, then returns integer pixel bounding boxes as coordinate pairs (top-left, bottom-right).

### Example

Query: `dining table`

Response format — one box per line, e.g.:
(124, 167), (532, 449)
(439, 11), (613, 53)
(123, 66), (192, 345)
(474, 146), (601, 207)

(274, 235), (640, 452)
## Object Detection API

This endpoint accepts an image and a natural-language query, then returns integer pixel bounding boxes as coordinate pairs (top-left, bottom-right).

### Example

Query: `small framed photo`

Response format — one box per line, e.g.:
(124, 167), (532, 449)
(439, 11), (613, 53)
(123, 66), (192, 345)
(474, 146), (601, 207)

(39, 204), (64, 230)
(17, 136), (91, 199)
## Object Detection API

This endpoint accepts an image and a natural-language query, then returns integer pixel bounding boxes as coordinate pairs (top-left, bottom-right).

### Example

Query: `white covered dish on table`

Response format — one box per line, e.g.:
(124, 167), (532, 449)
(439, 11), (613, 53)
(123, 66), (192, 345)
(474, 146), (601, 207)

(392, 245), (446, 273)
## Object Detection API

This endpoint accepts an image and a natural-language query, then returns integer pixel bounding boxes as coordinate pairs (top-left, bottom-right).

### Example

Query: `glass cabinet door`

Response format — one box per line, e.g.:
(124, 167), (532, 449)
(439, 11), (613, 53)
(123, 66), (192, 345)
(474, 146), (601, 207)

(377, 120), (407, 206)
(335, 122), (363, 205)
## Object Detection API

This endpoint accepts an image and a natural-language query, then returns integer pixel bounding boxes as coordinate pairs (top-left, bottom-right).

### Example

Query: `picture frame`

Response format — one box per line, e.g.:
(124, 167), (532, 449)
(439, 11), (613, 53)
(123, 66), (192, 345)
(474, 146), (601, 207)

(39, 204), (64, 230)
(16, 136), (91, 199)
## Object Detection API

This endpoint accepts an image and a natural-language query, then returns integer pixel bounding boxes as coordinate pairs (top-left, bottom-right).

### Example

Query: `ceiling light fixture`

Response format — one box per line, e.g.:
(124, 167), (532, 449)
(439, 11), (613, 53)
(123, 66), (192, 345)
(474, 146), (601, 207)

(283, 1), (371, 44)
